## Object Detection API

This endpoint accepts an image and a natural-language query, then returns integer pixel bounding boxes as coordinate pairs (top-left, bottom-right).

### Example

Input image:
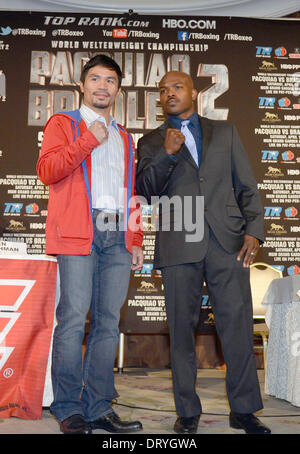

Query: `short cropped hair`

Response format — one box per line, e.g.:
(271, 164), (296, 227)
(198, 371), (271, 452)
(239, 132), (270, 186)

(80, 54), (122, 87)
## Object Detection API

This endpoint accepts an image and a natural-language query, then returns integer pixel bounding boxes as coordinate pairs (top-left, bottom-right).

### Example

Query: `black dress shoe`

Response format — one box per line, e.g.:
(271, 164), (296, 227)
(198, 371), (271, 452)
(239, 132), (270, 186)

(90, 411), (143, 433)
(174, 415), (200, 434)
(60, 414), (92, 434)
(229, 412), (271, 434)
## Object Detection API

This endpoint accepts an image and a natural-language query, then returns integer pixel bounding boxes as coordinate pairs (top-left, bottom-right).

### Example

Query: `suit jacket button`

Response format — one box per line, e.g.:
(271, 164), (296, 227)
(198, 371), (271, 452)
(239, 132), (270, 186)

(199, 177), (204, 182)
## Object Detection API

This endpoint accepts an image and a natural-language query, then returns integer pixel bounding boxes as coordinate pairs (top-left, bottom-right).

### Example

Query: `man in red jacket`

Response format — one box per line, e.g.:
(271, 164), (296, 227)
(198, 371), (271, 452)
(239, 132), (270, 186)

(37, 54), (143, 434)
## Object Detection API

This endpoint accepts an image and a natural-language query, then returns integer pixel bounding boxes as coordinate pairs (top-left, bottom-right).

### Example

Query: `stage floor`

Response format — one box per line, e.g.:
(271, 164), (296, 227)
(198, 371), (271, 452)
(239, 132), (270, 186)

(1, 369), (300, 435)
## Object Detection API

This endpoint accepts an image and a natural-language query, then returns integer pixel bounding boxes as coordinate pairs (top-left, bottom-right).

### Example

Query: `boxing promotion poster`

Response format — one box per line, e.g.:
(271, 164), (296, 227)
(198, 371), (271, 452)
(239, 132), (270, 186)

(0, 256), (57, 419)
(0, 12), (299, 333)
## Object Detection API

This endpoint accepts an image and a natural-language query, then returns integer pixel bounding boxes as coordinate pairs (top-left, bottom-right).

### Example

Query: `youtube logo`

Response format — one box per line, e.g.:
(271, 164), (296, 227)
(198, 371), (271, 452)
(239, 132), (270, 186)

(113, 28), (128, 38)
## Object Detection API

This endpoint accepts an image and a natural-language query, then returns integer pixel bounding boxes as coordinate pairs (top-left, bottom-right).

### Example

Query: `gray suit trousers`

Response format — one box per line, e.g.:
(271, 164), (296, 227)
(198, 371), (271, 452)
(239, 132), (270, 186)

(161, 230), (263, 417)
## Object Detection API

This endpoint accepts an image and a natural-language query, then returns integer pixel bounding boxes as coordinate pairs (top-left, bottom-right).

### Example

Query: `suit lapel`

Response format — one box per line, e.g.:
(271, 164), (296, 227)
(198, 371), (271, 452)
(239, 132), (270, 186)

(199, 115), (213, 167)
(180, 143), (199, 169)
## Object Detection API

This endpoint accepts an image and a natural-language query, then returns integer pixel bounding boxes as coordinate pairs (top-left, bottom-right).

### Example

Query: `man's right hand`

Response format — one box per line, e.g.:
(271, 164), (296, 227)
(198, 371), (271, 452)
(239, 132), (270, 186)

(164, 128), (185, 155)
(89, 121), (108, 144)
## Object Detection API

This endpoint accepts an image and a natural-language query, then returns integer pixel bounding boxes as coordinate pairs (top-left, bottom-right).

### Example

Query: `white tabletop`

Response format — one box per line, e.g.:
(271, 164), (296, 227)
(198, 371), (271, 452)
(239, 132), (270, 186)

(262, 274), (300, 306)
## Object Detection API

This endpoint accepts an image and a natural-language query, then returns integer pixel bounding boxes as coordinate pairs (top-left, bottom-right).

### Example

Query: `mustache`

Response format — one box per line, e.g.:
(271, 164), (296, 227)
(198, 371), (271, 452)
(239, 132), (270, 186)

(93, 90), (110, 96)
(166, 97), (178, 103)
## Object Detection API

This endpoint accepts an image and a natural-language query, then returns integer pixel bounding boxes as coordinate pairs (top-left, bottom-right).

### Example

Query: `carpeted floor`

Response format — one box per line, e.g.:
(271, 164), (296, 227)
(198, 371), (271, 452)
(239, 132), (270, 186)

(1, 368), (300, 436)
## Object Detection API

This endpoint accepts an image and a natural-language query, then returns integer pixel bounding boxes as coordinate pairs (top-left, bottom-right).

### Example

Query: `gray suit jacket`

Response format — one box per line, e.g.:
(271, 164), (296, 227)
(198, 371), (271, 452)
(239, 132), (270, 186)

(136, 115), (264, 268)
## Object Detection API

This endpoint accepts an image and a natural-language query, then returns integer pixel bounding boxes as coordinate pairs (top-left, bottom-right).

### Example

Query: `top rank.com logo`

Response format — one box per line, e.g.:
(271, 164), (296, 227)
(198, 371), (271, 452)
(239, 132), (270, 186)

(44, 15), (149, 27)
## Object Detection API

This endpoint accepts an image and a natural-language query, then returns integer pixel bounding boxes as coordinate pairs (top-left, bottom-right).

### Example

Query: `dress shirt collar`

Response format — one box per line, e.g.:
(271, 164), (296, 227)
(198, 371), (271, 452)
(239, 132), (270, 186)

(168, 111), (199, 130)
(80, 103), (118, 130)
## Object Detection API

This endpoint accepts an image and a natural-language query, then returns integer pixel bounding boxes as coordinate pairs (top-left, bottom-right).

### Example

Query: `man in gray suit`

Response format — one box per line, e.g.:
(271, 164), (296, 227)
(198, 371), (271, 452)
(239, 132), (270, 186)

(136, 71), (271, 435)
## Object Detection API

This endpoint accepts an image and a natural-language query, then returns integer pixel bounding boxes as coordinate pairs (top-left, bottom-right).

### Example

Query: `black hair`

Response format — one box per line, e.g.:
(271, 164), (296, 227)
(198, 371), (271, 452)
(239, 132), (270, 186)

(80, 54), (122, 87)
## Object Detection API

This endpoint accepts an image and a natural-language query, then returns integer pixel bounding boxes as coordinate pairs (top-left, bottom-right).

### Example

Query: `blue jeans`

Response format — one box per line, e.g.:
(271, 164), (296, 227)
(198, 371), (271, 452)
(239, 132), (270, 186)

(50, 212), (132, 422)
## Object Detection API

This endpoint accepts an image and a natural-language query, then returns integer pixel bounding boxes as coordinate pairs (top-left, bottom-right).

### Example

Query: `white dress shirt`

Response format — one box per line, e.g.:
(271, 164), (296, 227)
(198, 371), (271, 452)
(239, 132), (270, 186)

(80, 103), (125, 212)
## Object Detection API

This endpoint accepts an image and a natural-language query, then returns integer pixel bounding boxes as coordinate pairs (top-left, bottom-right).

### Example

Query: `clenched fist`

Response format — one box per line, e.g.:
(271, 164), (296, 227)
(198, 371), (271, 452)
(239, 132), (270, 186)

(89, 121), (108, 144)
(164, 128), (185, 155)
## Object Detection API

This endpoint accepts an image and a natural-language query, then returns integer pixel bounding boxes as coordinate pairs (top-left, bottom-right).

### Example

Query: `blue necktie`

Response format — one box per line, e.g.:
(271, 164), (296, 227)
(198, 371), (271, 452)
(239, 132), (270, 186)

(181, 120), (198, 166)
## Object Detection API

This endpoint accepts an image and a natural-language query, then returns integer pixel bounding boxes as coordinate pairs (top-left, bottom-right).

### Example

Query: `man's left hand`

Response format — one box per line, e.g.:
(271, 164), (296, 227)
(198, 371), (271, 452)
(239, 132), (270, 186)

(131, 246), (144, 271)
(237, 234), (260, 268)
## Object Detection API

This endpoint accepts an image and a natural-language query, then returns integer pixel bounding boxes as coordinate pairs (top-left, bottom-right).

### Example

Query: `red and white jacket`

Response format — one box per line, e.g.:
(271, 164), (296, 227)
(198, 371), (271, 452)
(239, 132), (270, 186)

(37, 110), (143, 255)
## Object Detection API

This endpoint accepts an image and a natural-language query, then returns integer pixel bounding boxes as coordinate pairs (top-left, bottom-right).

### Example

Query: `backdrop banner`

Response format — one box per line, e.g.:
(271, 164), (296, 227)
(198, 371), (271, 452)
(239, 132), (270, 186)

(0, 12), (300, 335)
(0, 256), (57, 419)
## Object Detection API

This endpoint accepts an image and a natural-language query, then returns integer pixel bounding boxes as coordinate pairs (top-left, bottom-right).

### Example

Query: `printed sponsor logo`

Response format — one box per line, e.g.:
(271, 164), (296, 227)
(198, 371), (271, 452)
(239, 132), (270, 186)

(204, 312), (215, 325)
(284, 206), (298, 218)
(265, 166), (283, 177)
(259, 60), (277, 71)
(29, 223), (46, 230)
(256, 46), (272, 57)
(134, 263), (153, 276)
(6, 219), (26, 231)
(262, 111), (280, 122)
(261, 150), (279, 162)
(178, 31), (189, 41)
(137, 280), (158, 293)
(4, 203), (23, 215)
(267, 223), (287, 235)
(278, 97), (291, 108)
(281, 150), (295, 161)
(259, 97), (293, 109)
(264, 206), (282, 218)
(258, 96), (276, 108)
(201, 295), (210, 307)
(162, 18), (216, 29)
(273, 265), (285, 273)
(287, 265), (300, 275)
(285, 114), (300, 120)
(289, 48), (300, 58)
(44, 15), (150, 27)
(112, 28), (128, 38)
(0, 26), (12, 35)
(287, 168), (300, 175)
(274, 46), (287, 57)
(0, 279), (36, 372)
(25, 203), (39, 215)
